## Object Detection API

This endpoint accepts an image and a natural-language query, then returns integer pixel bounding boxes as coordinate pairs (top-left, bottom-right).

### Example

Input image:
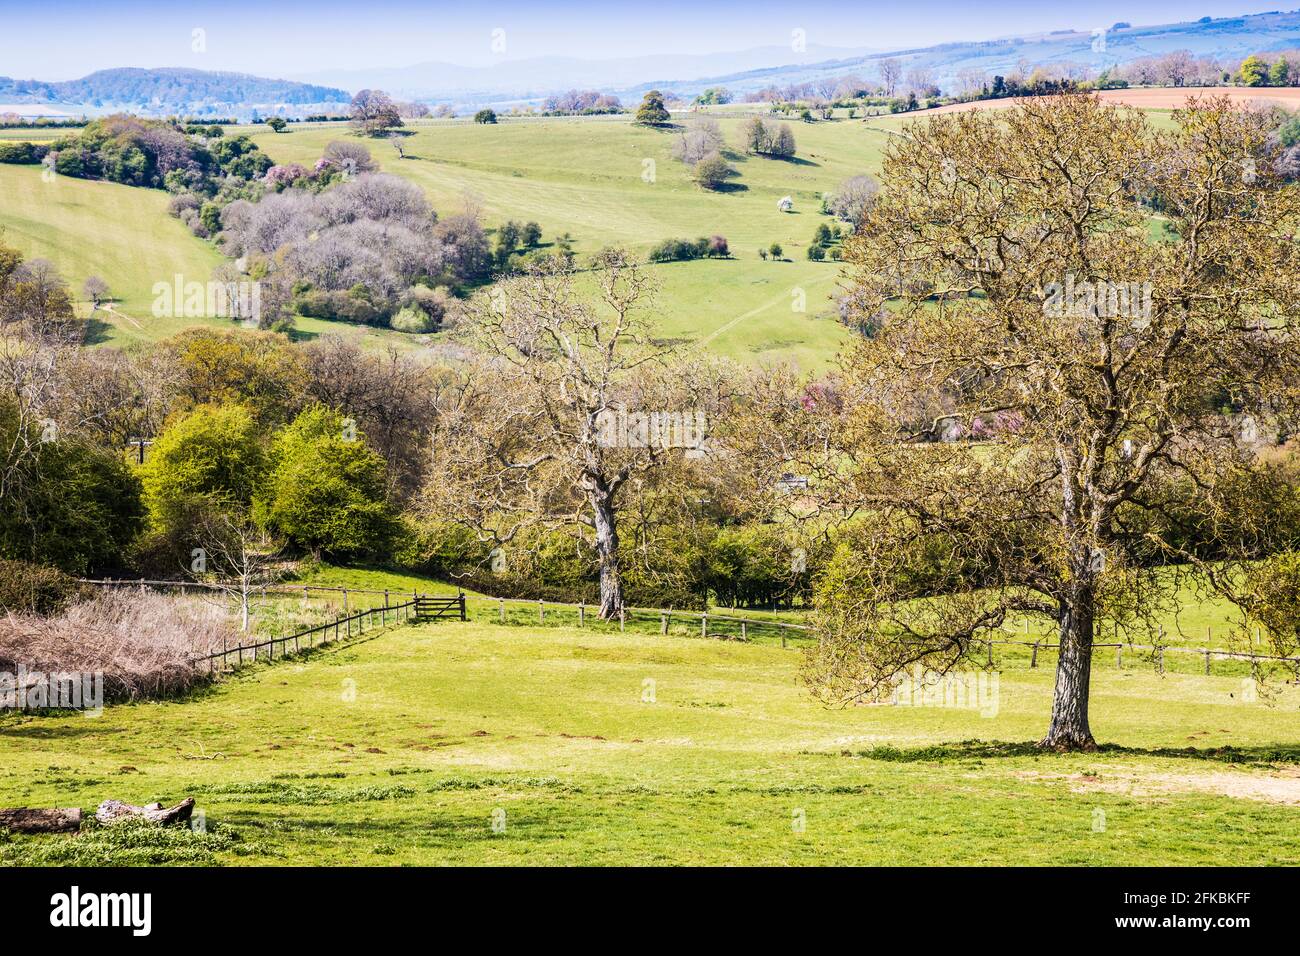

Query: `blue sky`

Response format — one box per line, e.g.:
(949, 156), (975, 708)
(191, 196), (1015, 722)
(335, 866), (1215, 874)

(0, 1), (1275, 79)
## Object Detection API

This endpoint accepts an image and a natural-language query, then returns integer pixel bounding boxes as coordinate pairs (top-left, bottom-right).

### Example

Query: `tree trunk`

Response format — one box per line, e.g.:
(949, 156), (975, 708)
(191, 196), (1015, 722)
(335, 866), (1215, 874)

(1040, 596), (1097, 751)
(96, 797), (194, 826)
(591, 493), (624, 620)
(0, 807), (82, 833)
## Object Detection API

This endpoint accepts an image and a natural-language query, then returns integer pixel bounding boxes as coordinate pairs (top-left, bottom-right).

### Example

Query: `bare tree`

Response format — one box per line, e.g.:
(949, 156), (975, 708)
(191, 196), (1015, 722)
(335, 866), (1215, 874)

(878, 58), (902, 97)
(824, 174), (879, 228)
(191, 511), (283, 634)
(82, 276), (110, 307)
(425, 251), (720, 618)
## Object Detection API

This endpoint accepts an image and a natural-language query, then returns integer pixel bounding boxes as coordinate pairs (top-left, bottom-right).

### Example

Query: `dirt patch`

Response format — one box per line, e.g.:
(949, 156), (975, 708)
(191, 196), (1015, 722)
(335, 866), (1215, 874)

(1019, 765), (1300, 805)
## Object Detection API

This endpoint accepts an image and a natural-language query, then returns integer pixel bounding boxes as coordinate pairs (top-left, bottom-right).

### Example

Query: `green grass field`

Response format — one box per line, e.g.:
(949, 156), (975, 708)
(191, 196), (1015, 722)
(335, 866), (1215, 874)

(0, 163), (223, 343)
(1, 613), (1296, 866)
(247, 115), (877, 366)
(2, 113), (872, 362)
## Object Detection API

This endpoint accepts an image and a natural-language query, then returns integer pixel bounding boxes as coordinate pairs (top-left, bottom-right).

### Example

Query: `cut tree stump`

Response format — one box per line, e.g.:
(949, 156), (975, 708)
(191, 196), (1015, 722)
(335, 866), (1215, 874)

(0, 807), (82, 833)
(96, 797), (195, 826)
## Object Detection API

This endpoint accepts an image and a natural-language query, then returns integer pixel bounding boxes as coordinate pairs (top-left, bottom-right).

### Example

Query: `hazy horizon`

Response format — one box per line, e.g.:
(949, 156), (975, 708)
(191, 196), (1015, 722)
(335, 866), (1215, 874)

(0, 1), (1274, 81)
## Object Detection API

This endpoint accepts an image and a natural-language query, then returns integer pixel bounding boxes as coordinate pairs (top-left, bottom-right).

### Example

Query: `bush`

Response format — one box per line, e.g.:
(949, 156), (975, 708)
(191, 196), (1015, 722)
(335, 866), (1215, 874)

(296, 289), (388, 326)
(806, 244), (826, 261)
(0, 142), (47, 164)
(0, 561), (89, 615)
(648, 238), (706, 263)
(694, 152), (735, 190)
(0, 590), (235, 702)
(389, 306), (435, 333)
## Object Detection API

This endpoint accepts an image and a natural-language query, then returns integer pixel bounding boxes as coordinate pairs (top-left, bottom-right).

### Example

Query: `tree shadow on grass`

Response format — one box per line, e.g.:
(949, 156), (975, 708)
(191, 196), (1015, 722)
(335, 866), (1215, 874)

(80, 317), (114, 345)
(819, 739), (1300, 767)
(706, 181), (749, 193)
(773, 154), (819, 168)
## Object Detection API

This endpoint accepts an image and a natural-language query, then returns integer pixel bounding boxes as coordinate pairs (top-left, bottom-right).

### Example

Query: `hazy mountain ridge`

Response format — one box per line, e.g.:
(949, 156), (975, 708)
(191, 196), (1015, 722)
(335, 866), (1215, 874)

(9, 11), (1300, 117)
(0, 67), (350, 116)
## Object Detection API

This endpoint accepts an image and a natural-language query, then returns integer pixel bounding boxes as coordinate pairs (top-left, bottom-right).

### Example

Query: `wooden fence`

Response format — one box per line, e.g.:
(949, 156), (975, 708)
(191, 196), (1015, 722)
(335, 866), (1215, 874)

(189, 594), (464, 674)
(81, 577), (1300, 674)
(475, 593), (810, 646)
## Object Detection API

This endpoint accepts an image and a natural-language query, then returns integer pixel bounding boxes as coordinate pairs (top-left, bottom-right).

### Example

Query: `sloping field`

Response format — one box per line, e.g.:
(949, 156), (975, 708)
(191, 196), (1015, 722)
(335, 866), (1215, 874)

(249, 116), (872, 367)
(0, 163), (224, 343)
(0, 620), (1295, 866)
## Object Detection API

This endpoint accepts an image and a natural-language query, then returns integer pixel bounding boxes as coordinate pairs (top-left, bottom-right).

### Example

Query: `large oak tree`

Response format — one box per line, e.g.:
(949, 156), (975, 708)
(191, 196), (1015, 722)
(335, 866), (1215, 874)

(802, 94), (1300, 749)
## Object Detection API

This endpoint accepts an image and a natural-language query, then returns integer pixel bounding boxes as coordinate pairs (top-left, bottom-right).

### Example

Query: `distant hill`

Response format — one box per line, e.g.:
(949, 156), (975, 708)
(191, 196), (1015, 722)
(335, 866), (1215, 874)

(639, 10), (1300, 100)
(0, 68), (350, 117)
(301, 9), (1300, 107)
(291, 44), (881, 103)
(8, 10), (1300, 117)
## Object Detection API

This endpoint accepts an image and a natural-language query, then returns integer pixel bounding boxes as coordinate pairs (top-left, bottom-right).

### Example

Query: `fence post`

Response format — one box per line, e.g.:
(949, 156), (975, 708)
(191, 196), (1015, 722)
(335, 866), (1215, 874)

(781, 630), (786, 650)
(1030, 642), (1039, 668)
(701, 614), (708, 638)
(539, 599), (544, 624)
(741, 621), (747, 641)
(499, 598), (505, 624)
(987, 640), (994, 666)
(459, 592), (466, 621)
(343, 589), (349, 614)
(660, 612), (667, 635)
(619, 610), (625, 632)
(1205, 650), (1211, 675)
(1116, 644), (1122, 669)
(579, 601), (585, 627)
(1158, 646), (1165, 674)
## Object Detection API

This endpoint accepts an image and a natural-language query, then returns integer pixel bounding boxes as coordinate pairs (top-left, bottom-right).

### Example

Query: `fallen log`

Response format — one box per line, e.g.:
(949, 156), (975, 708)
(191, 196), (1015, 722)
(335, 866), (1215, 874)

(0, 807), (82, 833)
(96, 797), (194, 826)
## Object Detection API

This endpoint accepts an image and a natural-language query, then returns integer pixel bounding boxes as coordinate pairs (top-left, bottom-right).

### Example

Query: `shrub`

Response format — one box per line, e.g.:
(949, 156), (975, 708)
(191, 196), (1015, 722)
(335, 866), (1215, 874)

(694, 152), (735, 190)
(474, 109), (498, 124)
(648, 238), (704, 263)
(389, 306), (435, 333)
(807, 244), (826, 261)
(0, 142), (47, 164)
(0, 561), (89, 615)
(0, 590), (236, 702)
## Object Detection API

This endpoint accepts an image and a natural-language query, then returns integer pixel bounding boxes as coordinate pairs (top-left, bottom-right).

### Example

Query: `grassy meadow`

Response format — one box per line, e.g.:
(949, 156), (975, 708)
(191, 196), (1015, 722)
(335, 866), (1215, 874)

(0, 106), (1192, 359)
(0, 614), (1296, 866)
(0, 163), (223, 342)
(247, 114), (878, 367)
(1, 112), (878, 362)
